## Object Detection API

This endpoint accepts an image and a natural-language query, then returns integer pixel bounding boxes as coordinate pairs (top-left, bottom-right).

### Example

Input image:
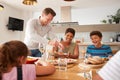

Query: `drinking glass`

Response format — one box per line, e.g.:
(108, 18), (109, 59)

(45, 44), (55, 61)
(39, 43), (47, 61)
(39, 43), (46, 54)
(84, 53), (91, 63)
(105, 53), (113, 60)
(107, 54), (113, 60)
(58, 58), (67, 71)
(80, 47), (86, 59)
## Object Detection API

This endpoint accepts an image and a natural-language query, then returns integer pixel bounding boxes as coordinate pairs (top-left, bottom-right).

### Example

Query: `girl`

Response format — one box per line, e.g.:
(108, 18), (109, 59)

(0, 40), (55, 80)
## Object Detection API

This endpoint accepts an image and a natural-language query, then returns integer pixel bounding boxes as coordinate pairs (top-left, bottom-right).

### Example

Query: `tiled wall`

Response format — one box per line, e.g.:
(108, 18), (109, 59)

(56, 32), (118, 43)
(56, 32), (120, 58)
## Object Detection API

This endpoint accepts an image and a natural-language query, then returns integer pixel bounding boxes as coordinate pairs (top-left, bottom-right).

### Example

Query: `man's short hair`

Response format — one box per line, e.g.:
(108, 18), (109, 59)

(43, 8), (56, 17)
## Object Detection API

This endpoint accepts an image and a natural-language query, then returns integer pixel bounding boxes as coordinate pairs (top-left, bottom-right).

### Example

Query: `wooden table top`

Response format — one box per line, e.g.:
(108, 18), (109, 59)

(36, 59), (101, 80)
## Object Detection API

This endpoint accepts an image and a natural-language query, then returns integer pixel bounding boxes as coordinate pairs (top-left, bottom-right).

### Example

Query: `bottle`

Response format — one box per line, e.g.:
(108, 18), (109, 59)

(110, 37), (114, 42)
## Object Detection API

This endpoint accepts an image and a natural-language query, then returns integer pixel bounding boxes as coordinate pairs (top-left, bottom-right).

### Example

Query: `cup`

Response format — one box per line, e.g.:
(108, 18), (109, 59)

(80, 50), (86, 59)
(58, 58), (67, 71)
(85, 53), (91, 58)
(107, 54), (113, 60)
(84, 53), (91, 63)
(46, 45), (55, 61)
(39, 43), (46, 54)
(79, 47), (86, 59)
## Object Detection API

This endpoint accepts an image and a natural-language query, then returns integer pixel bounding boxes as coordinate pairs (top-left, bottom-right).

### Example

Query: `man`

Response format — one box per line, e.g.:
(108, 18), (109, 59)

(93, 50), (120, 80)
(24, 8), (57, 57)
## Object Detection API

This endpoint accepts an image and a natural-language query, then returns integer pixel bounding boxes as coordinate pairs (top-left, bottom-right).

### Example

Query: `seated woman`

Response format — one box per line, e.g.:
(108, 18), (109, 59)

(86, 31), (112, 58)
(54, 28), (79, 59)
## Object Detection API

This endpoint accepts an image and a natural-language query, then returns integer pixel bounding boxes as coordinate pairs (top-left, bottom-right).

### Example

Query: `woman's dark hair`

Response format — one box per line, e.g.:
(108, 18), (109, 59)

(65, 28), (75, 37)
(0, 40), (29, 80)
(90, 31), (102, 38)
(43, 7), (56, 17)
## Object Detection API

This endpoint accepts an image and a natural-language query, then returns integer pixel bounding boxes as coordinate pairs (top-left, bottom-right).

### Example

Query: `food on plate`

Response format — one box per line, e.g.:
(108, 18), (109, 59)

(101, 57), (109, 61)
(85, 56), (104, 65)
(48, 59), (77, 65)
(48, 60), (58, 65)
(26, 57), (38, 64)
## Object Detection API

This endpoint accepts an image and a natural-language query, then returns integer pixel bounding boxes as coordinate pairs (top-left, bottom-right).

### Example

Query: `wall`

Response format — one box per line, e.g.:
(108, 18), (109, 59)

(33, 5), (120, 42)
(71, 5), (120, 25)
(52, 24), (120, 42)
(34, 5), (120, 24)
(0, 3), (120, 44)
(0, 3), (33, 43)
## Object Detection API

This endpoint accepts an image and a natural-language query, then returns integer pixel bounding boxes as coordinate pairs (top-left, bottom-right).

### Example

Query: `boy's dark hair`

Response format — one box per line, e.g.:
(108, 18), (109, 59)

(43, 8), (56, 17)
(90, 31), (102, 38)
(65, 28), (75, 37)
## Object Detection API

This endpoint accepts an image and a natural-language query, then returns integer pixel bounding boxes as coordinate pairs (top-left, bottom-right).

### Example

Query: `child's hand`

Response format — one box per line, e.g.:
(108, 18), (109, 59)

(35, 60), (48, 66)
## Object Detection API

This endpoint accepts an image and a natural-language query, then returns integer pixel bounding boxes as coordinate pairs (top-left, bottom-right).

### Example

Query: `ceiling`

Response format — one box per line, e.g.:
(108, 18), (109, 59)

(0, 0), (120, 12)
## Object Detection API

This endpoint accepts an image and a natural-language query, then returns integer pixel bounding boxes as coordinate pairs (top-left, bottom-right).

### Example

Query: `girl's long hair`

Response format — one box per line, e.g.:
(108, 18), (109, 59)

(0, 40), (29, 80)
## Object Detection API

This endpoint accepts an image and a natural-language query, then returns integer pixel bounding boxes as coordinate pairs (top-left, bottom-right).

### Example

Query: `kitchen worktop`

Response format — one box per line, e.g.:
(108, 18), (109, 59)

(78, 42), (120, 54)
(78, 42), (120, 46)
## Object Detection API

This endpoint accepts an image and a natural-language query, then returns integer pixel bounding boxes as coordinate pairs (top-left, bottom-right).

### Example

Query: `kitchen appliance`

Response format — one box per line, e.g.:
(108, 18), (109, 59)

(116, 34), (120, 42)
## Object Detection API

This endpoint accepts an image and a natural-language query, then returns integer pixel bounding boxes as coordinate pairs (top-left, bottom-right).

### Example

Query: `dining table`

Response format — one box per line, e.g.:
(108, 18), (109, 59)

(36, 58), (103, 80)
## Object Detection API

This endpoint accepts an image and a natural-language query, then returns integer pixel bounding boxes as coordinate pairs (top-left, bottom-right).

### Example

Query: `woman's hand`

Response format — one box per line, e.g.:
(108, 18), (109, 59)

(48, 39), (64, 49)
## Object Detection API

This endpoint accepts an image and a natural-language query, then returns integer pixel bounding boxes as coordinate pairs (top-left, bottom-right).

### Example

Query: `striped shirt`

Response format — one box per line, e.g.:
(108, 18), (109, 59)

(86, 44), (112, 57)
(98, 50), (120, 80)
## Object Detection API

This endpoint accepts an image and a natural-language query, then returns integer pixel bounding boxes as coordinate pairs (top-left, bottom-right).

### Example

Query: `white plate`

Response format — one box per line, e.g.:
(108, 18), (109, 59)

(49, 59), (77, 65)
(67, 59), (77, 64)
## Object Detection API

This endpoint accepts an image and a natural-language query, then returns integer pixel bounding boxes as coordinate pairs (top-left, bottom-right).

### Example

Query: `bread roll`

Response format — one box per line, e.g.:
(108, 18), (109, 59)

(85, 56), (104, 64)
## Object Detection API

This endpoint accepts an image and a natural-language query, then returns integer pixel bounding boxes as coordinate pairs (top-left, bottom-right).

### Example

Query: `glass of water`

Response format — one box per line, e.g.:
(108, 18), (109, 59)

(39, 43), (48, 61)
(39, 43), (46, 54)
(58, 58), (67, 71)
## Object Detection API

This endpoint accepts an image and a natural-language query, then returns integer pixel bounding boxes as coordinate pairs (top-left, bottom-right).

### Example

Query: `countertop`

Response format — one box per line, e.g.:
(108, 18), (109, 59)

(78, 42), (120, 46)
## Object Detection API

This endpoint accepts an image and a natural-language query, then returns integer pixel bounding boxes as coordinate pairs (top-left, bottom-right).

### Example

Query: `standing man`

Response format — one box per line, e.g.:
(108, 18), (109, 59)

(24, 8), (57, 57)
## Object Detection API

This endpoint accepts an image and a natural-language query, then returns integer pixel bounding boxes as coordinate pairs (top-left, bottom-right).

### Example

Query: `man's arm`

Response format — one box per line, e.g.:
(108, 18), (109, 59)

(46, 27), (57, 40)
(25, 19), (48, 44)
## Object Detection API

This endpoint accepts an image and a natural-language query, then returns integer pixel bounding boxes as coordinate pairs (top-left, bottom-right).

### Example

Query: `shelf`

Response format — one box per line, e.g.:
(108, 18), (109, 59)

(52, 24), (120, 33)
